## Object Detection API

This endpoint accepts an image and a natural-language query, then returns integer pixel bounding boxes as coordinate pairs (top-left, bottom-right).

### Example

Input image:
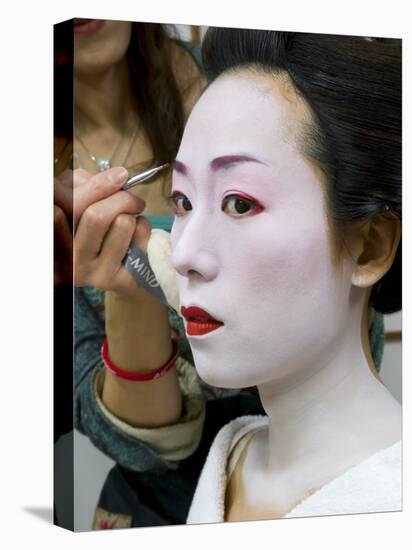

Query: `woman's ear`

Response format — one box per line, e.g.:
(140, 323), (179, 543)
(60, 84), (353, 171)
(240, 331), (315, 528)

(346, 214), (401, 289)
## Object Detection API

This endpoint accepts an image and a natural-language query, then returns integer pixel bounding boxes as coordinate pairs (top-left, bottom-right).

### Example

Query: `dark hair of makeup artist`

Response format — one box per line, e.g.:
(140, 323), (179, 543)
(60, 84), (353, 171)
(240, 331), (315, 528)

(54, 21), (189, 167)
(201, 28), (402, 314)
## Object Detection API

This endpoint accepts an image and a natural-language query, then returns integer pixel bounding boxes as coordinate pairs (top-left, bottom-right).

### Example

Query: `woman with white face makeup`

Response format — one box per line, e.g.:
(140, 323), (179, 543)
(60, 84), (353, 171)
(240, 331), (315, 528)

(165, 30), (402, 522)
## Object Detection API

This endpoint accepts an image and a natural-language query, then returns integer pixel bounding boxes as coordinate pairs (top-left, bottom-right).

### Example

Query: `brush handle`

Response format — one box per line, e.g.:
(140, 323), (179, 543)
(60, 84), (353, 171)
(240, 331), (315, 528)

(122, 163), (169, 191)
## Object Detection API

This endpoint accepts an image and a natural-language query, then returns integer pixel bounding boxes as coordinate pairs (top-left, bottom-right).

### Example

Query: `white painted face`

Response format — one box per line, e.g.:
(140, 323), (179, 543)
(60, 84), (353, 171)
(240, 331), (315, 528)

(171, 71), (355, 388)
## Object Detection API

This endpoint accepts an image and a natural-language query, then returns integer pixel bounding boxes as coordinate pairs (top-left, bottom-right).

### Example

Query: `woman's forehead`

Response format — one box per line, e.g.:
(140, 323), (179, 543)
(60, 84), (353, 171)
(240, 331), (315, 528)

(173, 71), (325, 201)
(179, 70), (311, 161)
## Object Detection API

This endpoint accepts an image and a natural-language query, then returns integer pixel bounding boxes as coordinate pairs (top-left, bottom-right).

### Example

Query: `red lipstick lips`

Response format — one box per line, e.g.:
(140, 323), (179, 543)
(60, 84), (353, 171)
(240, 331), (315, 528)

(181, 306), (224, 336)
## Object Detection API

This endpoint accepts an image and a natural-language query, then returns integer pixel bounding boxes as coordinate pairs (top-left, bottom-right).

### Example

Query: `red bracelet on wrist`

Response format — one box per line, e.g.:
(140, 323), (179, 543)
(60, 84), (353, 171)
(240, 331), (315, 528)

(101, 337), (178, 381)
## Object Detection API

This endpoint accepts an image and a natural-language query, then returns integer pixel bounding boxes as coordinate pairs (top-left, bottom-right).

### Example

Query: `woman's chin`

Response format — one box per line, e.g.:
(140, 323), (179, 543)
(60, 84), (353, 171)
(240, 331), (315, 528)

(195, 362), (253, 390)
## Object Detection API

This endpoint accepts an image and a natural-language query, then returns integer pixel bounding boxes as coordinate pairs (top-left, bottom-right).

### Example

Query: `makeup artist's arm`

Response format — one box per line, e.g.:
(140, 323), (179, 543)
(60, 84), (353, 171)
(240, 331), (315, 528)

(74, 168), (183, 427)
(102, 259), (183, 428)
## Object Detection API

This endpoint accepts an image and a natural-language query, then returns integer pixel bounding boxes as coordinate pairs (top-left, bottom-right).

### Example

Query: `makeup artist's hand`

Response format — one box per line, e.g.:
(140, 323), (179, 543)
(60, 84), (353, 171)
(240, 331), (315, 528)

(54, 170), (75, 286)
(73, 167), (153, 295)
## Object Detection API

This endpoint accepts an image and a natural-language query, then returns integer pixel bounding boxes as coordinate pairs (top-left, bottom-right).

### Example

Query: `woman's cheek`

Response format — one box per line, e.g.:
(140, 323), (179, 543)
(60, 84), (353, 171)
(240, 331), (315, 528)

(238, 218), (327, 291)
(170, 218), (184, 249)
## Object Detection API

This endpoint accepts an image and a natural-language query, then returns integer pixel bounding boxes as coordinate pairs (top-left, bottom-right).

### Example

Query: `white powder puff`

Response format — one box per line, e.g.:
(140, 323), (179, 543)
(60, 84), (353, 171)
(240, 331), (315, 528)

(146, 229), (181, 314)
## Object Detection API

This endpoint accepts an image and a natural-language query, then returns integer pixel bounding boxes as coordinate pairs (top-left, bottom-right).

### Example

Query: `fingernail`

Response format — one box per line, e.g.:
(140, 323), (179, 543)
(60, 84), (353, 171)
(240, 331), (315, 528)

(107, 167), (128, 185)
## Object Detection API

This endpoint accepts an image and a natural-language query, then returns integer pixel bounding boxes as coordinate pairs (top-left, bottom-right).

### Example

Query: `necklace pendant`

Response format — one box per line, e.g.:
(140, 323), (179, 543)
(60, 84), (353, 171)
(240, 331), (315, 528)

(97, 159), (111, 172)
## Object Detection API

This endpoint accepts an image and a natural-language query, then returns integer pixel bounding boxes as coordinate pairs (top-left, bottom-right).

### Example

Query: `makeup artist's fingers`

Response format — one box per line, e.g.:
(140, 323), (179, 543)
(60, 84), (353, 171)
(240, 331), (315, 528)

(55, 169), (74, 187)
(72, 169), (91, 187)
(98, 214), (137, 278)
(74, 195), (145, 287)
(54, 204), (73, 286)
(73, 166), (130, 223)
(54, 169), (91, 215)
(75, 190), (145, 256)
(91, 215), (153, 293)
(54, 205), (73, 255)
(54, 177), (73, 214)
(132, 216), (152, 255)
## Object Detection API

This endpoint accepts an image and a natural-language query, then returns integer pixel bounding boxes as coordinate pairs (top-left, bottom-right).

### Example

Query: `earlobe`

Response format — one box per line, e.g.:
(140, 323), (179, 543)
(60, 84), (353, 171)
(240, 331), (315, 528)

(350, 214), (401, 289)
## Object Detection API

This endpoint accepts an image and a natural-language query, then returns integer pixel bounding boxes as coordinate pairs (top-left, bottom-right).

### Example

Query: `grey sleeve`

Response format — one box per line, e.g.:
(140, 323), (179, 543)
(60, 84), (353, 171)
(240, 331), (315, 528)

(74, 287), (178, 472)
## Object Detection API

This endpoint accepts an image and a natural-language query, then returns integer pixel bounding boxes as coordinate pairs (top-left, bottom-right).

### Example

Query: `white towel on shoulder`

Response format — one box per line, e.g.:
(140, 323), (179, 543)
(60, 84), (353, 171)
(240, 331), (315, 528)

(187, 415), (402, 524)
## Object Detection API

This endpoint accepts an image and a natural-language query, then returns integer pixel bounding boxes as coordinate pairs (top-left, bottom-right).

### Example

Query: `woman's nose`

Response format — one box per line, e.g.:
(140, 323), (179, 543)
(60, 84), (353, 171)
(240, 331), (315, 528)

(172, 220), (219, 282)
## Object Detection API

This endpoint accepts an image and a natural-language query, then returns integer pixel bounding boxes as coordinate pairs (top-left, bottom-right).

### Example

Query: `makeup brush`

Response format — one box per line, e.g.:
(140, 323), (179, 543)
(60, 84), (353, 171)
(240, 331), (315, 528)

(122, 163), (170, 191)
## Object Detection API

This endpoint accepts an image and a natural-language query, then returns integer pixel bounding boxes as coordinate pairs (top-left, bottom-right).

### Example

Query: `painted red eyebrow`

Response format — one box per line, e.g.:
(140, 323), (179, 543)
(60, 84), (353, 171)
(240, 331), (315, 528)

(173, 155), (266, 176)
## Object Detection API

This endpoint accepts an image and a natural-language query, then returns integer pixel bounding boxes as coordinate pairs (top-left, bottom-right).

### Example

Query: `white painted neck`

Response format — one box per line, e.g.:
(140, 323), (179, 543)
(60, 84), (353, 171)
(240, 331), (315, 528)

(257, 299), (400, 476)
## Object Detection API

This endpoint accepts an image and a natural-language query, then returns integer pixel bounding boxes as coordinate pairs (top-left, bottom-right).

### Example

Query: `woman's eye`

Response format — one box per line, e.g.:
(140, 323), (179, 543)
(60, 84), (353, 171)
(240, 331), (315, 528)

(168, 192), (192, 217)
(221, 194), (263, 218)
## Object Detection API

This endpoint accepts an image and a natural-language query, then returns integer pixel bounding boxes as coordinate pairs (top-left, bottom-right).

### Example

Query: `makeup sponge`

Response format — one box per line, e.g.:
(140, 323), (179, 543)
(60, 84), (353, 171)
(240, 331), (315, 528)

(146, 229), (180, 314)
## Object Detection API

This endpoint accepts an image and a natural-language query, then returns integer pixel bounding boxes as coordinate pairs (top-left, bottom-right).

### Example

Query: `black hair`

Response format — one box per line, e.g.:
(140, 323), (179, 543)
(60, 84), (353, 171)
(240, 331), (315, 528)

(202, 29), (401, 314)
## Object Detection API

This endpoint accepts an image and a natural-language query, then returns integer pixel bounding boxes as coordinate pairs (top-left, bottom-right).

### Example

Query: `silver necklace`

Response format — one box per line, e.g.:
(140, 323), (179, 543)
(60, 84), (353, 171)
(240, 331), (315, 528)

(75, 123), (140, 172)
